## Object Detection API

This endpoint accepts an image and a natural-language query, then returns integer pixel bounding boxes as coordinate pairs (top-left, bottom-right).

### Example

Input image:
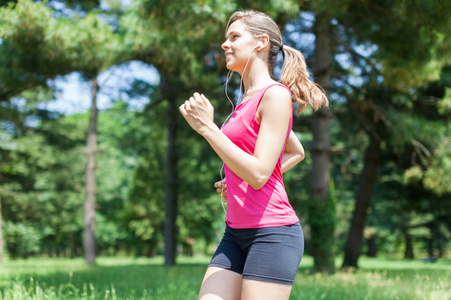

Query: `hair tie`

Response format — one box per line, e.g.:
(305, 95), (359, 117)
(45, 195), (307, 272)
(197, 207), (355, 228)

(279, 44), (284, 52)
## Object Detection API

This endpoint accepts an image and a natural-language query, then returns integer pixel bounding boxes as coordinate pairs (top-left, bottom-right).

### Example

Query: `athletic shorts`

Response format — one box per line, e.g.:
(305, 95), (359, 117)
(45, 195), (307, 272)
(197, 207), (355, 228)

(209, 222), (304, 285)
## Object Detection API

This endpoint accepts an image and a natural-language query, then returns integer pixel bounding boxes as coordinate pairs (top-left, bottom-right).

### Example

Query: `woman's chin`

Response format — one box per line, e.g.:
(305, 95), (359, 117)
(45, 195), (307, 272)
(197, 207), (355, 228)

(225, 62), (240, 73)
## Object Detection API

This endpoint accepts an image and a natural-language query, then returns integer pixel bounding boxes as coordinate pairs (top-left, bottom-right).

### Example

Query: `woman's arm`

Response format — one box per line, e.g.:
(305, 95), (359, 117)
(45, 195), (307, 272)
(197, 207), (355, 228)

(179, 86), (292, 190)
(281, 130), (305, 173)
(214, 131), (304, 202)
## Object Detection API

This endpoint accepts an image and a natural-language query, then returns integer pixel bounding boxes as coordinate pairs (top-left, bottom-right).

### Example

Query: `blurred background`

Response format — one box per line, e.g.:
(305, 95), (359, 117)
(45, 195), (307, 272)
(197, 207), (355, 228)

(1, 0), (450, 274)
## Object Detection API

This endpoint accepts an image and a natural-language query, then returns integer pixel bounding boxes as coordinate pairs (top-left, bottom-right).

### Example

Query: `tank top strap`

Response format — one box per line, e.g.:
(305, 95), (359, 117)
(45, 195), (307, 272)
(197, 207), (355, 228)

(254, 83), (292, 112)
(260, 83), (291, 95)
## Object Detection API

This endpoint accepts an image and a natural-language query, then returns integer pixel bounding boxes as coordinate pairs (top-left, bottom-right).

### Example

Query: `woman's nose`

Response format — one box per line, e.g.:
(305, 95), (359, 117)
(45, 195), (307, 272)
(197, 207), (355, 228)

(221, 40), (229, 51)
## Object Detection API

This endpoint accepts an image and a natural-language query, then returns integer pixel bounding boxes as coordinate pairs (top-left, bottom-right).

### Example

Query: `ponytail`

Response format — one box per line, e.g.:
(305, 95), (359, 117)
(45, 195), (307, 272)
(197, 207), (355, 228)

(280, 45), (329, 114)
(226, 10), (329, 114)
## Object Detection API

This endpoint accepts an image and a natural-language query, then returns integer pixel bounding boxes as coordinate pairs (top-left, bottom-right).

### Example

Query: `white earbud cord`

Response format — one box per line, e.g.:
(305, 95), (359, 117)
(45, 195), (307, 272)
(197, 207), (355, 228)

(219, 48), (256, 216)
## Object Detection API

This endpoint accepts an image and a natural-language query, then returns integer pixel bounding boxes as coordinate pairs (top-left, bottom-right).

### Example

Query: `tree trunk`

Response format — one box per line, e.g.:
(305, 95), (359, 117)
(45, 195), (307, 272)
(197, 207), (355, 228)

(162, 75), (179, 266)
(342, 136), (380, 268)
(427, 222), (437, 258)
(84, 76), (98, 265)
(404, 232), (414, 259)
(437, 240), (443, 258)
(367, 237), (377, 257)
(147, 240), (156, 258)
(427, 237), (434, 258)
(309, 12), (335, 274)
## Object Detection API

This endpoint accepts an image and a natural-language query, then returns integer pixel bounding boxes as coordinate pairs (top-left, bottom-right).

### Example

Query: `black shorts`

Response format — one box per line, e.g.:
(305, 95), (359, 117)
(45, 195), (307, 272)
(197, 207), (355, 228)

(209, 222), (304, 285)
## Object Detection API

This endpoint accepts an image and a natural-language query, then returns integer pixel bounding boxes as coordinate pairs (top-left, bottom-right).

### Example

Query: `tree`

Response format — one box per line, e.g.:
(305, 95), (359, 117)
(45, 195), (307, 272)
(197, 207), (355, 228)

(94, 99), (149, 256)
(73, 14), (124, 265)
(309, 11), (336, 273)
(0, 1), (75, 101)
(0, 0), (76, 262)
(0, 102), (88, 258)
(288, 0), (451, 269)
(83, 76), (98, 264)
(1, 0), (124, 264)
(335, 0), (451, 268)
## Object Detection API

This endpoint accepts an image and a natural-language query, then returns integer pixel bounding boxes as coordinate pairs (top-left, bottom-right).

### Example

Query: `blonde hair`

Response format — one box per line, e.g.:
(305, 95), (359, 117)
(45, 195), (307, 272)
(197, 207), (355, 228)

(226, 10), (329, 114)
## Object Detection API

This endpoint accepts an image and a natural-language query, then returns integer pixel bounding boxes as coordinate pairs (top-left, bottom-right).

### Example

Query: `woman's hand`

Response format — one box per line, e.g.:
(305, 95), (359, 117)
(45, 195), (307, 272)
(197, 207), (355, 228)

(179, 92), (215, 136)
(214, 178), (227, 203)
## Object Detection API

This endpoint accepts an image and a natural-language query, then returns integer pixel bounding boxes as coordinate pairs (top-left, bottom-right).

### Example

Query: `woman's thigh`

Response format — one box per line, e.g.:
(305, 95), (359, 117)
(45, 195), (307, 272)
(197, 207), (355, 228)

(198, 267), (243, 300)
(241, 279), (292, 300)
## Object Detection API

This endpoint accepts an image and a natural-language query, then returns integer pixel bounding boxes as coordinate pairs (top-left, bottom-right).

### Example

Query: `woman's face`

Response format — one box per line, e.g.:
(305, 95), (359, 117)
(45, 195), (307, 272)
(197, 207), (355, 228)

(221, 20), (258, 73)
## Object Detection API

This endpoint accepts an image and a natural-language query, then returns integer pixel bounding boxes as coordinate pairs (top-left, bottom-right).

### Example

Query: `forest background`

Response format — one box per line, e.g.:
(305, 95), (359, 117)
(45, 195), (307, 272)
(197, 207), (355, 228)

(0, 0), (450, 274)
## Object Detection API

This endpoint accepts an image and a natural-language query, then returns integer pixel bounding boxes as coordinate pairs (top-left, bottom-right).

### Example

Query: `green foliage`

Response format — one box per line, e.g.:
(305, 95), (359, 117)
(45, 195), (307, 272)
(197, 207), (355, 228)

(120, 0), (232, 81)
(0, 1), (74, 96)
(124, 100), (167, 255)
(120, 0), (299, 85)
(423, 135), (451, 195)
(3, 221), (42, 258)
(62, 0), (101, 12)
(0, 0), (124, 100)
(403, 166), (423, 185)
(438, 87), (451, 115)
(0, 0), (17, 8)
(69, 13), (124, 77)
(1, 111), (87, 257)
(322, 0), (451, 261)
(324, 0), (451, 89)
(94, 101), (146, 254)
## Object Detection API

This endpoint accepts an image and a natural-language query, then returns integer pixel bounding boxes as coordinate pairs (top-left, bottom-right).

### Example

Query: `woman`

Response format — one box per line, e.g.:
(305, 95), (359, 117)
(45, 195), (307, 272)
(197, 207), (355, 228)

(179, 10), (329, 300)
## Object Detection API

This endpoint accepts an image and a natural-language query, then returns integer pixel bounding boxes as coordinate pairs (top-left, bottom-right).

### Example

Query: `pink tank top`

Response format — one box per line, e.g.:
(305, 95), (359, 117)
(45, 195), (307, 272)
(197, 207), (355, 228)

(221, 83), (299, 228)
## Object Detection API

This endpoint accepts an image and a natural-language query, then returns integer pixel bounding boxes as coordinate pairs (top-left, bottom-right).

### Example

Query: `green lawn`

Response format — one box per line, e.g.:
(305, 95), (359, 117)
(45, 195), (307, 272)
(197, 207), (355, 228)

(0, 255), (449, 299)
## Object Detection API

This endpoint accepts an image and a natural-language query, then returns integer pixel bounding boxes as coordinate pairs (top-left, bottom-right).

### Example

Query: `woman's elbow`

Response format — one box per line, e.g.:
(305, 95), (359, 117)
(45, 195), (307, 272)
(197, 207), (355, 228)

(250, 174), (270, 190)
(292, 152), (305, 166)
(299, 151), (305, 162)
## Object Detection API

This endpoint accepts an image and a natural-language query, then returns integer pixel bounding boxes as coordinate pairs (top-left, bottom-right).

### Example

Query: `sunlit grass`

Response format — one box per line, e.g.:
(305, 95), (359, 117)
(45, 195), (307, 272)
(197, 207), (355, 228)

(0, 255), (450, 299)
(292, 256), (451, 300)
(0, 256), (208, 299)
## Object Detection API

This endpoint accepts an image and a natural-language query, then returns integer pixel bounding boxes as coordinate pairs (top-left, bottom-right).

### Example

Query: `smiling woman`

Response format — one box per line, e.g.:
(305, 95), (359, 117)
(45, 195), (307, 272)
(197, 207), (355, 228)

(179, 10), (329, 300)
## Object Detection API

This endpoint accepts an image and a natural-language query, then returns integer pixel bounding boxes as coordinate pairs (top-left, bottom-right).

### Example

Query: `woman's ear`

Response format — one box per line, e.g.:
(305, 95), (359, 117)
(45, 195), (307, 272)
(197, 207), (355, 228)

(256, 34), (270, 51)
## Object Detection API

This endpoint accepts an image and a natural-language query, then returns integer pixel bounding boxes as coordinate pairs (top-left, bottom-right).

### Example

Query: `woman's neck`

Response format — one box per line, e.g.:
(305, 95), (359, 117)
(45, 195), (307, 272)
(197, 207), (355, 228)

(240, 60), (275, 101)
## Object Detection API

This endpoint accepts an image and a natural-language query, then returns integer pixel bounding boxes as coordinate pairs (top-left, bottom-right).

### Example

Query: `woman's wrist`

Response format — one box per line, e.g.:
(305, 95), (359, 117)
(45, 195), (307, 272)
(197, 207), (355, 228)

(200, 122), (221, 138)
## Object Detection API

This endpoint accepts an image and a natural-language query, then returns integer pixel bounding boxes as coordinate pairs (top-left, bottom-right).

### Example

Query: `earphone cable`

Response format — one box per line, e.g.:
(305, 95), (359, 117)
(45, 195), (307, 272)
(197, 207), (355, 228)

(219, 48), (256, 216)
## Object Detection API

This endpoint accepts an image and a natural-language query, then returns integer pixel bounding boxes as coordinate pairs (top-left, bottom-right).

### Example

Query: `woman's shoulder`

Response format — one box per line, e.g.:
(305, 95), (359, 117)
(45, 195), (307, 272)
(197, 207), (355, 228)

(261, 83), (292, 104)
(256, 83), (292, 120)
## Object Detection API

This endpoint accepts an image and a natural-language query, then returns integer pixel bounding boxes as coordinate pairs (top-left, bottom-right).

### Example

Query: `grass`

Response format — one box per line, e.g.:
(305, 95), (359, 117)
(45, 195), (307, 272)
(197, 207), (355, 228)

(0, 255), (450, 299)
(292, 257), (451, 300)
